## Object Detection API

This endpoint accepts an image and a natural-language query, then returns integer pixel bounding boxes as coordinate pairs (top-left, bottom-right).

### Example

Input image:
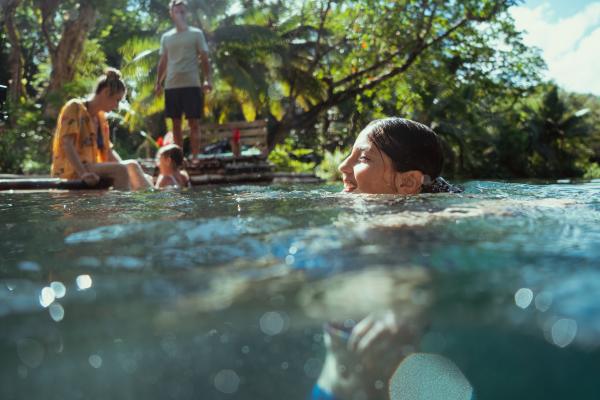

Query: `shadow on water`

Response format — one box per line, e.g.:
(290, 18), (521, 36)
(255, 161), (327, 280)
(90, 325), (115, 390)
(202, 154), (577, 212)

(1, 181), (600, 399)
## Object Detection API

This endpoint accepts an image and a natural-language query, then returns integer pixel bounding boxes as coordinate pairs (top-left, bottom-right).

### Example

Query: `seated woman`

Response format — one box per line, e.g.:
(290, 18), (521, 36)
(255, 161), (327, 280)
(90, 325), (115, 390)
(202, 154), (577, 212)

(338, 117), (461, 194)
(50, 68), (152, 191)
(155, 144), (190, 189)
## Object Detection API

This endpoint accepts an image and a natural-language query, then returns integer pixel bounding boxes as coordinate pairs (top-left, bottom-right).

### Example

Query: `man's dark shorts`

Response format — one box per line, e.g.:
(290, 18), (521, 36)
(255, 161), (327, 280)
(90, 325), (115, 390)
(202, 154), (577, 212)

(165, 87), (204, 119)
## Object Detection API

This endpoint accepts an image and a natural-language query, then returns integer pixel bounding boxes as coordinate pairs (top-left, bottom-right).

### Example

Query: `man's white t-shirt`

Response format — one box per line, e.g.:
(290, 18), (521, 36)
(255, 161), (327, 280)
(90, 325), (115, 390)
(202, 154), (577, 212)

(160, 27), (209, 89)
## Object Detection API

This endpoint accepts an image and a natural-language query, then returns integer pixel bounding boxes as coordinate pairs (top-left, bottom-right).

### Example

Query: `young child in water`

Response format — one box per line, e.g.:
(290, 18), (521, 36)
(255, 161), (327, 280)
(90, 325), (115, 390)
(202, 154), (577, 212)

(155, 144), (190, 188)
(338, 117), (461, 194)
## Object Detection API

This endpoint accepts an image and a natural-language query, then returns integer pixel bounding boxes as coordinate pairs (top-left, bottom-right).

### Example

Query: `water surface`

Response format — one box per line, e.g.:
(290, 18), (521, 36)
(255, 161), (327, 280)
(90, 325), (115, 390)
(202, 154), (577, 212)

(1, 181), (599, 400)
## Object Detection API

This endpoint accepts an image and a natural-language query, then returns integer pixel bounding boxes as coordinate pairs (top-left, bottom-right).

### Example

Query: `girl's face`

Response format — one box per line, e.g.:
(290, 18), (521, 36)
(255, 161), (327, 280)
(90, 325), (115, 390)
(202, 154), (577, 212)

(338, 129), (397, 194)
(98, 89), (124, 113)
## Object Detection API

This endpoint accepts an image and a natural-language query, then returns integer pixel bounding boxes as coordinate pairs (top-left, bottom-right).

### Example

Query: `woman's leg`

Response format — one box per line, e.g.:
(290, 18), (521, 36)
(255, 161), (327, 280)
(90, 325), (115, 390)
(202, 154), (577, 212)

(122, 160), (153, 190)
(88, 163), (130, 190)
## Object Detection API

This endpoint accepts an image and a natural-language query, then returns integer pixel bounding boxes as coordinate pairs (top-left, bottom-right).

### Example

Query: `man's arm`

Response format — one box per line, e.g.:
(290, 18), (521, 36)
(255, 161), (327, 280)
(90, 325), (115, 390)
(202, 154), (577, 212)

(198, 51), (212, 92)
(155, 51), (168, 95)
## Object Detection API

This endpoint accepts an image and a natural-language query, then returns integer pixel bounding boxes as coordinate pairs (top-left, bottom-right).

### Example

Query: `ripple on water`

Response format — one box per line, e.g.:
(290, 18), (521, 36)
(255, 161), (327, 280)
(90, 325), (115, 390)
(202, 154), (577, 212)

(65, 216), (292, 245)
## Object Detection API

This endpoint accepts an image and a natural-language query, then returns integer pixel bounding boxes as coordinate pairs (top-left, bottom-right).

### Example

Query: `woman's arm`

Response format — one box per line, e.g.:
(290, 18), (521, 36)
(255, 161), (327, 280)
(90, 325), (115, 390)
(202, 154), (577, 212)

(62, 136), (99, 185)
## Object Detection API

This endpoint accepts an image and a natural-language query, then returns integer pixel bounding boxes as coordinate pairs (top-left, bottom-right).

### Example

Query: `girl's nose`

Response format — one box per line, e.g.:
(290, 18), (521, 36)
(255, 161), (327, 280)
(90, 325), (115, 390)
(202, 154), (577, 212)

(338, 157), (351, 174)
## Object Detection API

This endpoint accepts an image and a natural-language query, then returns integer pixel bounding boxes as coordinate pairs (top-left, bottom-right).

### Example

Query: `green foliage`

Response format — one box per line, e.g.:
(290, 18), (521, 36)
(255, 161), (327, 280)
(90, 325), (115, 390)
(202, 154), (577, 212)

(525, 85), (593, 178)
(0, 100), (52, 174)
(1, 0), (599, 181)
(583, 163), (600, 180)
(268, 139), (316, 173)
(316, 148), (348, 182)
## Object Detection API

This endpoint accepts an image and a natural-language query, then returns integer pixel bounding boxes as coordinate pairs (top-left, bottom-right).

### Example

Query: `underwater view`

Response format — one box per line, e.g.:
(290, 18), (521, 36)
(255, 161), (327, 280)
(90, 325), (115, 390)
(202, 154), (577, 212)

(1, 181), (600, 400)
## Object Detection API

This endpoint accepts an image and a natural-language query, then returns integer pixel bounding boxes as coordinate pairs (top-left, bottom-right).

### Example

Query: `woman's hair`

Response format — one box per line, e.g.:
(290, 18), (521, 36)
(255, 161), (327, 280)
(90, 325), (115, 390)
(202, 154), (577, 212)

(157, 144), (185, 168)
(95, 68), (127, 96)
(366, 118), (460, 193)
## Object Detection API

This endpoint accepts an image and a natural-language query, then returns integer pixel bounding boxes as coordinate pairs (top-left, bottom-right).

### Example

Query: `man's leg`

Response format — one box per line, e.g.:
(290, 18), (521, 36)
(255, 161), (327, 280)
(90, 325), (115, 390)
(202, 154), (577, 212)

(182, 87), (204, 159)
(189, 118), (200, 158)
(171, 118), (183, 147)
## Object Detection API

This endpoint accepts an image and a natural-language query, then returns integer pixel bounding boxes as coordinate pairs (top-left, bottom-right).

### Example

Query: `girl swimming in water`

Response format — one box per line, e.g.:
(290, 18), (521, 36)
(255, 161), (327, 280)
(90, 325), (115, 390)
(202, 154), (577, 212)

(155, 144), (190, 188)
(338, 118), (461, 194)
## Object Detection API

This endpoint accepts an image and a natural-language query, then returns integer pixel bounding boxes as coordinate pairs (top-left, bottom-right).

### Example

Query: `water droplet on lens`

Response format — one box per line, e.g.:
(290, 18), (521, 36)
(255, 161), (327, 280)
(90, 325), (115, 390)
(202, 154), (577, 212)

(89, 354), (103, 368)
(49, 303), (65, 322)
(76, 275), (93, 290)
(514, 288), (533, 309)
(39, 287), (55, 308)
(50, 281), (66, 298)
(259, 311), (287, 336)
(551, 318), (577, 348)
(214, 369), (240, 394)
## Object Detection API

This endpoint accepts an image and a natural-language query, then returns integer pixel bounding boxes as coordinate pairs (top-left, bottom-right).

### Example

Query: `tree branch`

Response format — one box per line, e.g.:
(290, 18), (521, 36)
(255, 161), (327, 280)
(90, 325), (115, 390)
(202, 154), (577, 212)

(308, 0), (333, 73)
(39, 0), (60, 54)
(2, 0), (25, 104)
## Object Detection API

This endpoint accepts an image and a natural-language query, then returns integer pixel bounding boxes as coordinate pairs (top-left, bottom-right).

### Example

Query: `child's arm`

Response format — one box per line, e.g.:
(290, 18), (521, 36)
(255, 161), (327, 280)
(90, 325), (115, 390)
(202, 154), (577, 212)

(180, 170), (190, 187)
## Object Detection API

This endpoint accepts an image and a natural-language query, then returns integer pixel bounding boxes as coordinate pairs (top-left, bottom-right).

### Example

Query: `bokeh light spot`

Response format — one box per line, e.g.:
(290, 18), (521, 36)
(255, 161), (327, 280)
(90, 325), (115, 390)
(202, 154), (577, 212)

(214, 369), (240, 394)
(259, 311), (287, 336)
(49, 303), (65, 322)
(514, 288), (534, 309)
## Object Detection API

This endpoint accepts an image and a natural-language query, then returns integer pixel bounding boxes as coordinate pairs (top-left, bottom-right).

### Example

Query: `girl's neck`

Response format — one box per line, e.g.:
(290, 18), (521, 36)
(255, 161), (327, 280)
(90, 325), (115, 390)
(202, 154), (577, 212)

(160, 166), (178, 176)
(86, 96), (102, 117)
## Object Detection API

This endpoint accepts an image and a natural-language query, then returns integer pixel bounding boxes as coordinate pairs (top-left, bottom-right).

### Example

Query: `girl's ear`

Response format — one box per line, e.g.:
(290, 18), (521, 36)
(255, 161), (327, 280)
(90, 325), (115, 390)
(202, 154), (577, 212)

(393, 170), (424, 194)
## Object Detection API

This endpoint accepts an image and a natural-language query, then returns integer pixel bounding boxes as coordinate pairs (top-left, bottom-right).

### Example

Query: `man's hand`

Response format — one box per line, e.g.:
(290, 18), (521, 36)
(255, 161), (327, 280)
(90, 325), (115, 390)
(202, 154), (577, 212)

(202, 81), (212, 93)
(154, 81), (164, 96)
(81, 172), (100, 186)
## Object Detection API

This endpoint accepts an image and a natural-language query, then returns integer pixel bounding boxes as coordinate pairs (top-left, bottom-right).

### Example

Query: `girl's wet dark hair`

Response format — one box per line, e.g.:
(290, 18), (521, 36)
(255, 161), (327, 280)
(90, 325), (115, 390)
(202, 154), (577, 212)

(95, 68), (127, 96)
(367, 117), (461, 193)
(158, 144), (185, 168)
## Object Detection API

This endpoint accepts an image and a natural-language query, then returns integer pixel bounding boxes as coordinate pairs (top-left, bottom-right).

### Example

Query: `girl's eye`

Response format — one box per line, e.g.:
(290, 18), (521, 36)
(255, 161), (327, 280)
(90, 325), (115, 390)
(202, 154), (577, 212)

(358, 155), (369, 162)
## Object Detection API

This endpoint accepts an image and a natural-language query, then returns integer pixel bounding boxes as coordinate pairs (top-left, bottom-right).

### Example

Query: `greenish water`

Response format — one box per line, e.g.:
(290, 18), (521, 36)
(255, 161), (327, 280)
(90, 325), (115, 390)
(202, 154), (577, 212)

(1, 181), (600, 400)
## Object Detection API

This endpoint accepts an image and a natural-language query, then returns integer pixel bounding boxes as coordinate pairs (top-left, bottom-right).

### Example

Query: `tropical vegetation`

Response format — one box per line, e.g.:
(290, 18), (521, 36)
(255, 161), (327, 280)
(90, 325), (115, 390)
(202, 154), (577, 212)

(1, 0), (599, 179)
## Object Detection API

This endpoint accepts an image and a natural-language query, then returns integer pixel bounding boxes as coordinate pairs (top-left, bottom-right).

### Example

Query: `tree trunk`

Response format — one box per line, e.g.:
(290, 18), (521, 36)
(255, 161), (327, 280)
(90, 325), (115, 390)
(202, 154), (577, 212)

(2, 0), (26, 106)
(43, 1), (97, 116)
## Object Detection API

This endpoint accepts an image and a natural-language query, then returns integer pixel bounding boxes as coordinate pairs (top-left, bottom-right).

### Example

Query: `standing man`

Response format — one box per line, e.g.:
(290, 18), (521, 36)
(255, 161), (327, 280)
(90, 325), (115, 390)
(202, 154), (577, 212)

(155, 0), (212, 160)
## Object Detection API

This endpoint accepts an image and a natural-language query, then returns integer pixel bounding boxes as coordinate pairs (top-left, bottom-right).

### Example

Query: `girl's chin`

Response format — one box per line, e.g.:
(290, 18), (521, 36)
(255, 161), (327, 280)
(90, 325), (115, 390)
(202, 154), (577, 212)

(343, 186), (358, 193)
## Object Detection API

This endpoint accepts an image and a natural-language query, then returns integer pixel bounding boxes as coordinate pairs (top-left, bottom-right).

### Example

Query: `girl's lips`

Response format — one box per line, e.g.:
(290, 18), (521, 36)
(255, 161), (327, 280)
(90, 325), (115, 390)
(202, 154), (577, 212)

(343, 180), (357, 192)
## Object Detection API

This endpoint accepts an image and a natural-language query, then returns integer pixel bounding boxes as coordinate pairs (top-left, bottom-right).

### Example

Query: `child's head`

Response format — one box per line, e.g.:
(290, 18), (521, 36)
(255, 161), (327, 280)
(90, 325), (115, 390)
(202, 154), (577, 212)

(157, 144), (185, 173)
(338, 118), (443, 194)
